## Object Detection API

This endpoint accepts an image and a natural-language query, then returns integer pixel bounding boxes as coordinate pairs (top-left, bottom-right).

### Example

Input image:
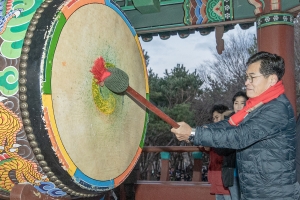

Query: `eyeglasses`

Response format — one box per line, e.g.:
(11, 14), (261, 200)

(245, 74), (264, 83)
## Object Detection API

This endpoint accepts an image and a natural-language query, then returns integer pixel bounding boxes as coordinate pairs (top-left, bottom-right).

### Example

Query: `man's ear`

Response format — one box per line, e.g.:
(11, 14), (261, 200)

(269, 74), (278, 86)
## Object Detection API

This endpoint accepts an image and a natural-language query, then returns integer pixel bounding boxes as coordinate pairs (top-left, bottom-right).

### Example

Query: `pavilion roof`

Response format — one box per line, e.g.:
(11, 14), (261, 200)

(115, 0), (300, 42)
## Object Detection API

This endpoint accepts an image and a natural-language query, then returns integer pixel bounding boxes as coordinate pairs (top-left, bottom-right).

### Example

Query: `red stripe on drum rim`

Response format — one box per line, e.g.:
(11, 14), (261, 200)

(61, 0), (106, 20)
(114, 147), (142, 187)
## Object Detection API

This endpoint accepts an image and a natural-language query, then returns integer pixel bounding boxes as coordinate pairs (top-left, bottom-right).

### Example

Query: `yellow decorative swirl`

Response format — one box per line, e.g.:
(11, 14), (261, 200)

(92, 63), (117, 115)
(92, 79), (116, 114)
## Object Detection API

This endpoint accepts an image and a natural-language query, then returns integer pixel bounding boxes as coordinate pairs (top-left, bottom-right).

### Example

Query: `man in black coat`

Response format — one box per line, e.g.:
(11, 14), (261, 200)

(171, 52), (300, 200)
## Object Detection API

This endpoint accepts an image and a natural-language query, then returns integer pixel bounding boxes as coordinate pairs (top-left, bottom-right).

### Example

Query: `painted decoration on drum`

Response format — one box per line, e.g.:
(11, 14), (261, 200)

(0, 0), (69, 198)
(0, 0), (41, 59)
(0, 101), (50, 194)
(91, 62), (118, 115)
(0, 66), (18, 96)
(0, 2), (23, 36)
(34, 182), (67, 197)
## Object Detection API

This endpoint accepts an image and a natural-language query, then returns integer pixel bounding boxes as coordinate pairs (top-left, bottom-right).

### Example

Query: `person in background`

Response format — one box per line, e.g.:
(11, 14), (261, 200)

(171, 51), (300, 199)
(214, 91), (248, 200)
(207, 104), (231, 200)
(169, 167), (175, 181)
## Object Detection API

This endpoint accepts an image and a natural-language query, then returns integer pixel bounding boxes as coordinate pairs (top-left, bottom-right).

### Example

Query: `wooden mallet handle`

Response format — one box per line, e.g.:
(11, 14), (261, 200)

(126, 86), (180, 129)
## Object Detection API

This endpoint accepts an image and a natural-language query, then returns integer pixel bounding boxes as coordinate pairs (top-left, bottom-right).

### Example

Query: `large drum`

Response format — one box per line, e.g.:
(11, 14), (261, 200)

(0, 0), (148, 198)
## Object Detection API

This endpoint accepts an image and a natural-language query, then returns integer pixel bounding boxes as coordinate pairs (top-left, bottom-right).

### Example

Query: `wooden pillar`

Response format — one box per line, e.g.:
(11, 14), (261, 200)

(160, 152), (170, 181)
(256, 1), (297, 115)
(192, 152), (203, 182)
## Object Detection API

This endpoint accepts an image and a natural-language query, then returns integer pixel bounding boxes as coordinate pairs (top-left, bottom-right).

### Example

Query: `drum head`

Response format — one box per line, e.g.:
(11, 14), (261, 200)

(22, 0), (148, 196)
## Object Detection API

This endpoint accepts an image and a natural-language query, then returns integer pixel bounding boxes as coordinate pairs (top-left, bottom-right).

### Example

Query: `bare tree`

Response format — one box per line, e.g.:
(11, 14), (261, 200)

(205, 31), (256, 88)
(194, 29), (257, 126)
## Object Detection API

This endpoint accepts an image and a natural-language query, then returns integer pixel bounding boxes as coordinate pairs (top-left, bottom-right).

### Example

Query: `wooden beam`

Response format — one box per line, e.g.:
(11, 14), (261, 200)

(136, 18), (256, 34)
(287, 5), (300, 15)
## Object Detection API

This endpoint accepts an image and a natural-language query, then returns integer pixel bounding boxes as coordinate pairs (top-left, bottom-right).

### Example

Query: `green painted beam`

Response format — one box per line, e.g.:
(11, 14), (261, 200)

(119, 0), (300, 36)
(132, 0), (160, 14)
(125, 4), (184, 28)
(121, 0), (183, 11)
(234, 0), (256, 20)
(281, 0), (300, 11)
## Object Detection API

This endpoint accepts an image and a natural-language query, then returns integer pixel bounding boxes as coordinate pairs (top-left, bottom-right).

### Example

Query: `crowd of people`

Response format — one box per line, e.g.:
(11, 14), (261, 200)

(203, 91), (248, 200)
(171, 51), (300, 200)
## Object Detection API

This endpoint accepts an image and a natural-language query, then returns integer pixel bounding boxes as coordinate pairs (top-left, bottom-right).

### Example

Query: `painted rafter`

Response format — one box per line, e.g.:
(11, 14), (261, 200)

(248, 0), (264, 15)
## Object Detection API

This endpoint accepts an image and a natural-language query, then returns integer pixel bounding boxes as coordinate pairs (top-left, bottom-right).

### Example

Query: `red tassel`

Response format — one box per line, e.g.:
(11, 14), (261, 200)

(90, 57), (111, 84)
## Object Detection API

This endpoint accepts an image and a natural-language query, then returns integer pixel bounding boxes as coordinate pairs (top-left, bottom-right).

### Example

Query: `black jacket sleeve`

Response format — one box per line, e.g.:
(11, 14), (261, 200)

(193, 100), (289, 149)
(214, 147), (235, 156)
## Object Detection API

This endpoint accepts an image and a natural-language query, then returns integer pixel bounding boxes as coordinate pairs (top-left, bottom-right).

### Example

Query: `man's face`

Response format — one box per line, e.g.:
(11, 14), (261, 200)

(212, 111), (222, 123)
(245, 61), (272, 98)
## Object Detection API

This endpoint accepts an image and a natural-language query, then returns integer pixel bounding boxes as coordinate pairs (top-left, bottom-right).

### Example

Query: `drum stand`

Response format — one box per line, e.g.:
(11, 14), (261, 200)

(9, 184), (111, 200)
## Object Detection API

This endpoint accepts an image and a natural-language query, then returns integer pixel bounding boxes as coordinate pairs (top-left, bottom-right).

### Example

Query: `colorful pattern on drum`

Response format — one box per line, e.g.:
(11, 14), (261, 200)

(0, 0), (68, 198)
(0, 0), (39, 59)
(34, 182), (69, 197)
(0, 66), (18, 96)
(19, 0), (148, 198)
(0, 102), (48, 192)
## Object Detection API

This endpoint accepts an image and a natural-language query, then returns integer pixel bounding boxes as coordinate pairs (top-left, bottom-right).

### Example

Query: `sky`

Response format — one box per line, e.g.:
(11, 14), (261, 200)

(139, 25), (256, 77)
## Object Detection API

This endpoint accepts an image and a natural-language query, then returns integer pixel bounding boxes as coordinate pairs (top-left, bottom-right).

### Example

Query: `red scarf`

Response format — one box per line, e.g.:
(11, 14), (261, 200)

(229, 80), (285, 126)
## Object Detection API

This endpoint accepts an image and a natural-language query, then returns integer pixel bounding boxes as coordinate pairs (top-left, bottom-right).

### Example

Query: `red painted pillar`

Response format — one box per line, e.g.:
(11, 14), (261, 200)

(256, 1), (297, 115)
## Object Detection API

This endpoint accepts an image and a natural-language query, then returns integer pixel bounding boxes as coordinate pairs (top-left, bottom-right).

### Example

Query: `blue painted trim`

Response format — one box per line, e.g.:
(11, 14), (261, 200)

(73, 169), (115, 192)
(105, 0), (136, 36)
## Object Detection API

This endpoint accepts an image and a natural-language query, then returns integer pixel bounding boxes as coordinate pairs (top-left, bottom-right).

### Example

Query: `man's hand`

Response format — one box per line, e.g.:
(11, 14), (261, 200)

(204, 147), (210, 151)
(171, 122), (192, 141)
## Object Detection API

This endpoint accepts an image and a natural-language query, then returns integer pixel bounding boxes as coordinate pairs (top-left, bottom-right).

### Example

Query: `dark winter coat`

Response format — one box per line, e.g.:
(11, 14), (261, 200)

(194, 95), (300, 200)
(214, 111), (236, 188)
(214, 147), (236, 188)
(207, 149), (230, 195)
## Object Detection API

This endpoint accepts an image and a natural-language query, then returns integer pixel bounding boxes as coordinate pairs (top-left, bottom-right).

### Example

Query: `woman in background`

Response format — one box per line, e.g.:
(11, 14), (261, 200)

(207, 104), (231, 200)
(215, 91), (248, 200)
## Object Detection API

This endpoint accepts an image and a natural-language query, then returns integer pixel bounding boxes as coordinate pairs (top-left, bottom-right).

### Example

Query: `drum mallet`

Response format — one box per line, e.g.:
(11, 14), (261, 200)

(90, 57), (180, 129)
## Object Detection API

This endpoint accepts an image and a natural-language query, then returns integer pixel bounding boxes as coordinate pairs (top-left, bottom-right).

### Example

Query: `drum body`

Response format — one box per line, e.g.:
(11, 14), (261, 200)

(0, 0), (148, 198)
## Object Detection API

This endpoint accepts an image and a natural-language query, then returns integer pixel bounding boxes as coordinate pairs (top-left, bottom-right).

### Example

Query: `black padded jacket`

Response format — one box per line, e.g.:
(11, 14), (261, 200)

(194, 95), (300, 200)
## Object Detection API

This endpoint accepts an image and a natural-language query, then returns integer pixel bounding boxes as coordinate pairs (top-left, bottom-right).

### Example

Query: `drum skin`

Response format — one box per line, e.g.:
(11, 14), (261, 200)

(0, 0), (148, 198)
